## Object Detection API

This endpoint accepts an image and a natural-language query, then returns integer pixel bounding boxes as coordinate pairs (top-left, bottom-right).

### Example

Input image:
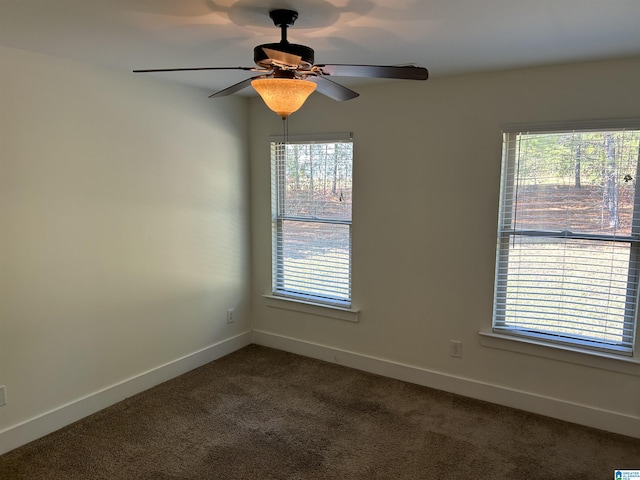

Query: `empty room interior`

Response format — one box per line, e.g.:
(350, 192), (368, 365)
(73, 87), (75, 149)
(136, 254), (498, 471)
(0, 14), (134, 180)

(1, 0), (640, 477)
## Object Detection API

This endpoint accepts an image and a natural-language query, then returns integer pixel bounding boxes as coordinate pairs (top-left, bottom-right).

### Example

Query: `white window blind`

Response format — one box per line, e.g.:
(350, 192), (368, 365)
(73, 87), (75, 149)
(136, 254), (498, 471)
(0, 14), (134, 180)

(493, 121), (640, 356)
(271, 134), (353, 307)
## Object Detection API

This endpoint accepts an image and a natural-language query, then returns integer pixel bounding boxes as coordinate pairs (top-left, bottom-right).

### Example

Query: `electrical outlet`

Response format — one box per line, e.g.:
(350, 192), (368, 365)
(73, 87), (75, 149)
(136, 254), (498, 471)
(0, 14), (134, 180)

(0, 385), (6, 406)
(226, 308), (235, 324)
(450, 340), (462, 358)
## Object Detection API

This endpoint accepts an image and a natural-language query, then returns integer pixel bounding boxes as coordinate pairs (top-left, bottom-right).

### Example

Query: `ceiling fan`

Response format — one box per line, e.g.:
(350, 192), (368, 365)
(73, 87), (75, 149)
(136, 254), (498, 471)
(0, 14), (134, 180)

(133, 9), (429, 119)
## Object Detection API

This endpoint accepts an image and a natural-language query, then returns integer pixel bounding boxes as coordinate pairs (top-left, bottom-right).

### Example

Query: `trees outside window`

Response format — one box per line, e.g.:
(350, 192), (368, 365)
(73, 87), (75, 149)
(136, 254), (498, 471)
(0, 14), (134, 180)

(271, 134), (353, 307)
(493, 123), (640, 355)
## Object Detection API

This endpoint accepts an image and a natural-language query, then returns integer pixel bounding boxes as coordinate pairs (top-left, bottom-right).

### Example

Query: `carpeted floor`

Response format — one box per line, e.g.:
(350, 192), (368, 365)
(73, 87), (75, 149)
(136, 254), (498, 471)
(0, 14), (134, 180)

(1, 344), (638, 479)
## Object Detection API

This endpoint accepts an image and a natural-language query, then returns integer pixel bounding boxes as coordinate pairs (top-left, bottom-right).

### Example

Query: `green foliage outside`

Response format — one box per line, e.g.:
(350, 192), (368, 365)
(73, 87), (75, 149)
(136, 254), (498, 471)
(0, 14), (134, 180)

(499, 129), (640, 349)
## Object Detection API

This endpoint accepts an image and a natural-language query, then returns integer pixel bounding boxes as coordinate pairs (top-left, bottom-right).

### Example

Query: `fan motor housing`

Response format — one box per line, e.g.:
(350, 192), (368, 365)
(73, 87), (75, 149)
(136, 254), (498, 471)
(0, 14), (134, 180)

(254, 43), (315, 70)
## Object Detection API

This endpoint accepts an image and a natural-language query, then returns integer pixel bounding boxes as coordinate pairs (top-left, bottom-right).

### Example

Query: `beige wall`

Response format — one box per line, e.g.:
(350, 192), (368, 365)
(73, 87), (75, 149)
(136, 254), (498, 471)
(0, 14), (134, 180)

(0, 46), (251, 446)
(249, 57), (640, 435)
(1, 45), (639, 451)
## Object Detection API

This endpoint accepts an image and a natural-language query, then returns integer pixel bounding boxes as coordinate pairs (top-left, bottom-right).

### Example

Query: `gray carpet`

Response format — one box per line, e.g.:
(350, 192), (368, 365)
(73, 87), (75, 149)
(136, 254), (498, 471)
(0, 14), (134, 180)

(1, 344), (638, 479)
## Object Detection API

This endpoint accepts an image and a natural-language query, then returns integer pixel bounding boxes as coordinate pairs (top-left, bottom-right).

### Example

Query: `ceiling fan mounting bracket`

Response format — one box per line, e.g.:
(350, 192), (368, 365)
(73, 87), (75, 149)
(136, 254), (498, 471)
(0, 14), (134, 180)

(269, 9), (298, 29)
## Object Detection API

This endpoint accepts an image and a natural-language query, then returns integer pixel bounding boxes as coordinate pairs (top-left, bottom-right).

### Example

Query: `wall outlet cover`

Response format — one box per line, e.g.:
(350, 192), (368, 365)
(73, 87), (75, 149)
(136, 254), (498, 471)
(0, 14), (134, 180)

(450, 340), (462, 358)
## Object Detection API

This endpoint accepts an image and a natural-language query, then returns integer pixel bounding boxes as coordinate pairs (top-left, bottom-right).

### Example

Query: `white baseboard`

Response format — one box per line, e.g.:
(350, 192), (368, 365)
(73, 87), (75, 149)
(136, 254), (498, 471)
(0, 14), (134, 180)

(252, 330), (640, 439)
(0, 331), (252, 455)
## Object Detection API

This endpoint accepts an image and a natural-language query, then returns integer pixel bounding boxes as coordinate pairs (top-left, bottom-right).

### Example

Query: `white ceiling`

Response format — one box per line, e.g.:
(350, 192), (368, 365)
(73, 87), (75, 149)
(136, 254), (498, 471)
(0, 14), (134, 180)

(1, 0), (640, 95)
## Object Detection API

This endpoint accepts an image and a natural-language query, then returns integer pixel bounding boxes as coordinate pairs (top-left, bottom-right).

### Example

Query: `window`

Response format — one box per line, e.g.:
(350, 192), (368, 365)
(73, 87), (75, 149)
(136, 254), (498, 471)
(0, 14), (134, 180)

(270, 133), (353, 307)
(493, 121), (640, 356)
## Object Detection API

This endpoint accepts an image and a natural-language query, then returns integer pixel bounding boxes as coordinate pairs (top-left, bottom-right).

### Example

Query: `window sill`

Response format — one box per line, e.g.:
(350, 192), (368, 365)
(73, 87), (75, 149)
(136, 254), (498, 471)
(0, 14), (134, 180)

(263, 294), (360, 323)
(479, 331), (640, 377)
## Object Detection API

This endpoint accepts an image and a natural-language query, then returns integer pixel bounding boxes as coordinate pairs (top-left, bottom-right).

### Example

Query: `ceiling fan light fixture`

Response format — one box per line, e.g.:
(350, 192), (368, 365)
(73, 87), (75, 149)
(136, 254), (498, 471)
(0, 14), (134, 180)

(251, 78), (317, 120)
(134, 9), (429, 106)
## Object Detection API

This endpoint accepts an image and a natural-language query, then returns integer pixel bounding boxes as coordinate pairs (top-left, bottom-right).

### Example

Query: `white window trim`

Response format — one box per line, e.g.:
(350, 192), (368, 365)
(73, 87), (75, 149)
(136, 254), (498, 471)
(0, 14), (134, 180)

(502, 118), (640, 134)
(263, 294), (360, 323)
(269, 132), (353, 144)
(479, 331), (640, 377)
(488, 118), (640, 363)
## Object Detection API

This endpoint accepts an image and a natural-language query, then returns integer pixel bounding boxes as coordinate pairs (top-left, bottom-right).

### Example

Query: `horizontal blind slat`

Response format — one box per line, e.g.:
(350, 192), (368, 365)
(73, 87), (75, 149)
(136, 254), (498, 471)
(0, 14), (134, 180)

(493, 127), (640, 355)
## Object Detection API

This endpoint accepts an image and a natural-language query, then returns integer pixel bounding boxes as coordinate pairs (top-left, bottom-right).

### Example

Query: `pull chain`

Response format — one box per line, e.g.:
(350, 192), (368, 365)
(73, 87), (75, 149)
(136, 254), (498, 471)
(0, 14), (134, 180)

(282, 116), (289, 146)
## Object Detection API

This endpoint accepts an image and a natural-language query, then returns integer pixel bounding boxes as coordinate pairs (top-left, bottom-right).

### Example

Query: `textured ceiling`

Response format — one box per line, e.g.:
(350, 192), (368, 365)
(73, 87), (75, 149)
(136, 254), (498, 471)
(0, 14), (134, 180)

(1, 0), (640, 94)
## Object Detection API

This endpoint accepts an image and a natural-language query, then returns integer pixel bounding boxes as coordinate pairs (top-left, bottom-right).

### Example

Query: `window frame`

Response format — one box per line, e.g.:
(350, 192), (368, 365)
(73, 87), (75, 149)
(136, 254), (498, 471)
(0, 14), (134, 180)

(269, 132), (354, 309)
(492, 119), (640, 358)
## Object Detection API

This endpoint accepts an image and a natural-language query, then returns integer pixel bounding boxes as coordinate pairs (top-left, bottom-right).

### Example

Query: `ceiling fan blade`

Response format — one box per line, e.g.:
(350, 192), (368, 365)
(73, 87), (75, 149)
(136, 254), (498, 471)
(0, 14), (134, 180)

(307, 76), (359, 102)
(208, 76), (267, 98)
(262, 48), (302, 68)
(133, 66), (257, 73)
(314, 64), (428, 80)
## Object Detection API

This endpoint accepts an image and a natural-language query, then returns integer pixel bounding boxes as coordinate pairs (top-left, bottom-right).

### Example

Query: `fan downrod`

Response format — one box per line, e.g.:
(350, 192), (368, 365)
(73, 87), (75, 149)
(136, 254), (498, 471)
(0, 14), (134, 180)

(270, 9), (298, 44)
